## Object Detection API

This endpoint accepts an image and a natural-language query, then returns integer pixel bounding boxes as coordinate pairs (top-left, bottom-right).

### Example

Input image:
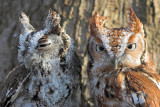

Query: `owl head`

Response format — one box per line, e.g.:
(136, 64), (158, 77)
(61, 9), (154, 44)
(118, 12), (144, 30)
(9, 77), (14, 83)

(88, 8), (155, 73)
(18, 9), (72, 70)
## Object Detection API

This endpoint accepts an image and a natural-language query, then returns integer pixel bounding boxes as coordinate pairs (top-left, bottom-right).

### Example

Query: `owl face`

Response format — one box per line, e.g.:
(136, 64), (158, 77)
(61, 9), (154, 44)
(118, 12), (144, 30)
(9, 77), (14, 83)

(18, 10), (65, 70)
(20, 31), (63, 57)
(88, 8), (147, 72)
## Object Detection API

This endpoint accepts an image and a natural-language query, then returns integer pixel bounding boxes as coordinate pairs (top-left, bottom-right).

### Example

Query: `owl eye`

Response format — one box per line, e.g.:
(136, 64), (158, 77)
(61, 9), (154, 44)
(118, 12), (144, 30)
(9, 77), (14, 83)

(39, 43), (51, 47)
(96, 45), (105, 52)
(127, 43), (136, 50)
(36, 42), (52, 50)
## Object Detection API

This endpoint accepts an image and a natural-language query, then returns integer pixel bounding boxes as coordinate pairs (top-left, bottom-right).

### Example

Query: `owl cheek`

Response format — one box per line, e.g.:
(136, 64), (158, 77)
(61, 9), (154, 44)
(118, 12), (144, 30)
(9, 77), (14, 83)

(121, 55), (141, 68)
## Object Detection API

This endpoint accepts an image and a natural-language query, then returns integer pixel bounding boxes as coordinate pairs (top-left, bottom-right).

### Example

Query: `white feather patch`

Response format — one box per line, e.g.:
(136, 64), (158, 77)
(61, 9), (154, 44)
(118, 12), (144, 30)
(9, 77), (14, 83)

(131, 92), (139, 105)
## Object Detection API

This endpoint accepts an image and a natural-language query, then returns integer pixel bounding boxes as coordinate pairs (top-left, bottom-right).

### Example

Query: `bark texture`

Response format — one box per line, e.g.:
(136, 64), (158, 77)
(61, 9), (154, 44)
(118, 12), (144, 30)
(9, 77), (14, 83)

(0, 0), (160, 106)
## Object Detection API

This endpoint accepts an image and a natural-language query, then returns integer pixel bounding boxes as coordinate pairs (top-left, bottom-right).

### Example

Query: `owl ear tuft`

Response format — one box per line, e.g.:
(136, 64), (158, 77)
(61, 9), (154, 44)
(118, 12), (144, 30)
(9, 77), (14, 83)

(127, 8), (144, 34)
(44, 9), (62, 35)
(19, 12), (35, 35)
(89, 12), (108, 36)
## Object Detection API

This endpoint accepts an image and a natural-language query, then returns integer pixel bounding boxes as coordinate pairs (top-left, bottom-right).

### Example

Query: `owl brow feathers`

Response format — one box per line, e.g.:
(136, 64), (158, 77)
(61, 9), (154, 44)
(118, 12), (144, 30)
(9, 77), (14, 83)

(89, 12), (108, 36)
(19, 12), (36, 35)
(89, 8), (143, 37)
(126, 8), (143, 33)
(19, 9), (62, 36)
(44, 9), (62, 35)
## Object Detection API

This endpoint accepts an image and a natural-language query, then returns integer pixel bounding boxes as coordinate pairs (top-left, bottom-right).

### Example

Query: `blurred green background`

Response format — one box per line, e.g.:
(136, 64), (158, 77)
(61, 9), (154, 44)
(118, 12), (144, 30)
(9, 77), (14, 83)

(0, 0), (160, 106)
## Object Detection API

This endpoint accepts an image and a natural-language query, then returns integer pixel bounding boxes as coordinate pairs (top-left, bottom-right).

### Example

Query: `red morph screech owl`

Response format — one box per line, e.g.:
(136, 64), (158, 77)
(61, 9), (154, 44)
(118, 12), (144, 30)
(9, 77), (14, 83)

(87, 8), (160, 107)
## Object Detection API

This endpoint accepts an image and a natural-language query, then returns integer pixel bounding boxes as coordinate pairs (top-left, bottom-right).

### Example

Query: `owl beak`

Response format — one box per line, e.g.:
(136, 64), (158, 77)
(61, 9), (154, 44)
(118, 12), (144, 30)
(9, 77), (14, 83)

(114, 58), (119, 70)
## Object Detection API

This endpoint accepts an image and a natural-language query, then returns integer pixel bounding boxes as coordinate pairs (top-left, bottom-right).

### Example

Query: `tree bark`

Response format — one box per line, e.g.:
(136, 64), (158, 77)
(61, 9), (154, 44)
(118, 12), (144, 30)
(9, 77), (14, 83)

(0, 0), (160, 106)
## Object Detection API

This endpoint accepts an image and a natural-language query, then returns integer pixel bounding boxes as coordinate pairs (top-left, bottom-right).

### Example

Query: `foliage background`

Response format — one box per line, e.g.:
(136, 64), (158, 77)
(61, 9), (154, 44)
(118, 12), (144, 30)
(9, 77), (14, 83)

(0, 0), (160, 105)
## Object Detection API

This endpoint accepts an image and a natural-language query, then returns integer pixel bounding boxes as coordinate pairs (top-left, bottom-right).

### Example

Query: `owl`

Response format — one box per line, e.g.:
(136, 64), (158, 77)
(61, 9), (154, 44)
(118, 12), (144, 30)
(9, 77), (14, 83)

(0, 9), (81, 107)
(87, 8), (160, 107)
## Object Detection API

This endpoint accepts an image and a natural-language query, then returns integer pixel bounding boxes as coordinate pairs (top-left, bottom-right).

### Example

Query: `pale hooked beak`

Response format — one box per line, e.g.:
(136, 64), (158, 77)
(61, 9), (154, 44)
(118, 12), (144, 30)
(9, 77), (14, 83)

(115, 58), (118, 70)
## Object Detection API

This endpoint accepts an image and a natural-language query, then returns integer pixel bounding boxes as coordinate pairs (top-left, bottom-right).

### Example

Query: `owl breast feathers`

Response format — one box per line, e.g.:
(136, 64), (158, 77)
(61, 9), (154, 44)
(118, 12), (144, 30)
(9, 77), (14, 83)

(88, 8), (160, 106)
(0, 9), (81, 107)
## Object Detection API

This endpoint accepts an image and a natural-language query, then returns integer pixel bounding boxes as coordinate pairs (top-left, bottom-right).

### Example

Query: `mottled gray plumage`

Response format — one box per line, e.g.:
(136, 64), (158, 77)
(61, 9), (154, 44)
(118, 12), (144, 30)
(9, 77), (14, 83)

(0, 9), (81, 107)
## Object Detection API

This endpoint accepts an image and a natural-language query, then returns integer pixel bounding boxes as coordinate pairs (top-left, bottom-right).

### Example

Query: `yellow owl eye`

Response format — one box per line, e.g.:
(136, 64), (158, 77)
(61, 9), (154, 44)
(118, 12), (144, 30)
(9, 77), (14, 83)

(127, 43), (136, 50)
(96, 45), (105, 52)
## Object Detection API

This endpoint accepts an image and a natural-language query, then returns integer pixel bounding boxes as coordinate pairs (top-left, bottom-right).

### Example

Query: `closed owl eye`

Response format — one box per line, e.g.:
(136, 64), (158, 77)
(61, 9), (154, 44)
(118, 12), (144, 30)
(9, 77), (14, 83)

(127, 43), (136, 50)
(38, 43), (51, 47)
(96, 45), (105, 52)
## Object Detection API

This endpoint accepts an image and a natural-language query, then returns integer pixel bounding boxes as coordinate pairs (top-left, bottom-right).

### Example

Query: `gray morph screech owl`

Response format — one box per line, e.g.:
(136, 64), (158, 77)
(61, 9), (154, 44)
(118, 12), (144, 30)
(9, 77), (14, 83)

(0, 9), (81, 107)
(88, 8), (160, 106)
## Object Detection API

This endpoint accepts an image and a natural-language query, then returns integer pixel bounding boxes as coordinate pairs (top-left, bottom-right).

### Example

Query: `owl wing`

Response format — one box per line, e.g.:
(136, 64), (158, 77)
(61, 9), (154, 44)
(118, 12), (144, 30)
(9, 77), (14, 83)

(124, 70), (160, 106)
(101, 70), (160, 106)
(0, 63), (30, 107)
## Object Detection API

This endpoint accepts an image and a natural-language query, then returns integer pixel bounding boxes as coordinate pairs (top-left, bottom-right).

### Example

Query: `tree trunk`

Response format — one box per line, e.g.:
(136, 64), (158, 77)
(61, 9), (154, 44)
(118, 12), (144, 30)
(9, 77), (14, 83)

(0, 0), (160, 106)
